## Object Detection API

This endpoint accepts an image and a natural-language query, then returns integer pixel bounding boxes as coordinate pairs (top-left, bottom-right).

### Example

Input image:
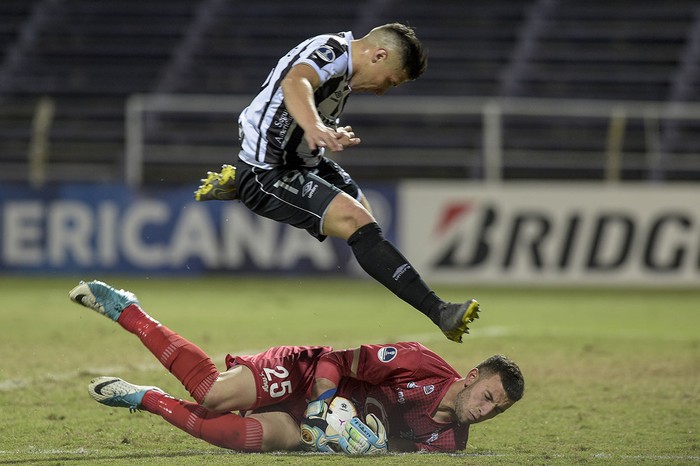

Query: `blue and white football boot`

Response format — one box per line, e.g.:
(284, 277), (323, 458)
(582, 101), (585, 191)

(88, 377), (164, 412)
(69, 280), (139, 321)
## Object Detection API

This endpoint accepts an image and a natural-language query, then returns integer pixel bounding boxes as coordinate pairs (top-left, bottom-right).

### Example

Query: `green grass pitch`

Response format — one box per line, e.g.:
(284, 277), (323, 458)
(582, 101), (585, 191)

(0, 276), (698, 465)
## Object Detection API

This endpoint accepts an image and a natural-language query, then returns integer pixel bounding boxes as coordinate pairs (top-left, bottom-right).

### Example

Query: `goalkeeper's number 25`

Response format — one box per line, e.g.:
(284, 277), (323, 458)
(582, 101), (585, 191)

(264, 366), (292, 398)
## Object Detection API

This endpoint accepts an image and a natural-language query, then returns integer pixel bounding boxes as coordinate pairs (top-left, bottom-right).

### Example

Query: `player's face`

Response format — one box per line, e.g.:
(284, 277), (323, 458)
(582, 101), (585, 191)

(351, 49), (408, 95)
(454, 372), (513, 426)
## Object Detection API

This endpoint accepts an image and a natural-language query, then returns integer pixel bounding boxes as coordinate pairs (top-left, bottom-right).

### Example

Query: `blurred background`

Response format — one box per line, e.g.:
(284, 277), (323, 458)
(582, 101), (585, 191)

(1, 0), (699, 285)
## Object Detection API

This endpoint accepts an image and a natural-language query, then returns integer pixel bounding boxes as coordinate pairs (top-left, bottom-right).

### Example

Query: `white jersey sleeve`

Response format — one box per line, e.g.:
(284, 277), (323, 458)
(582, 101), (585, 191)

(238, 31), (354, 169)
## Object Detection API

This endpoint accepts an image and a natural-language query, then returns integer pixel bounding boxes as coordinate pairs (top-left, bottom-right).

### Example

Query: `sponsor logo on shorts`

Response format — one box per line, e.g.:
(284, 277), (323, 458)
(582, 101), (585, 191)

(427, 431), (439, 444)
(259, 371), (269, 393)
(302, 181), (318, 198)
(377, 346), (397, 363)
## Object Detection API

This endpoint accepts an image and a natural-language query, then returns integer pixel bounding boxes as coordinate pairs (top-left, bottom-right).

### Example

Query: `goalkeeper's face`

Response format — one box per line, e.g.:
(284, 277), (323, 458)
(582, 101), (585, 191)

(454, 372), (514, 426)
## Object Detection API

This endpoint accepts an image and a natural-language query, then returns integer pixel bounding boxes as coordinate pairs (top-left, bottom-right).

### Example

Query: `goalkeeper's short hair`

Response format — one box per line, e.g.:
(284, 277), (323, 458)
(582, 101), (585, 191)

(477, 354), (525, 402)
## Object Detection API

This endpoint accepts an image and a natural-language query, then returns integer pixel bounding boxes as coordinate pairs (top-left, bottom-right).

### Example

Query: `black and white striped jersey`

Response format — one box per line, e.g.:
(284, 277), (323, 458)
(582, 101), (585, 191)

(238, 31), (354, 169)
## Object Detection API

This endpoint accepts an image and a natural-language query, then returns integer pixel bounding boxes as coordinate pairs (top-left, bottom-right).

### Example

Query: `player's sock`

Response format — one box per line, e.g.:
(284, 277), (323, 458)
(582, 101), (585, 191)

(141, 391), (264, 452)
(118, 305), (219, 404)
(348, 222), (442, 319)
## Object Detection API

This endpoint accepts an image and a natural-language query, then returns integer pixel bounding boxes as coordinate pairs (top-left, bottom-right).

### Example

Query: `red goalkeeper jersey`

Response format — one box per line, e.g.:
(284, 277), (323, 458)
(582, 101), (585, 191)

(226, 341), (468, 452)
(331, 342), (469, 452)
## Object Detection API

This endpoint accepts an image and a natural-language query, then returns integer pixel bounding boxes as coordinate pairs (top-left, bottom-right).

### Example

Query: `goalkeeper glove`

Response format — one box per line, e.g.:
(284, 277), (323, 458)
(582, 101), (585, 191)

(300, 399), (340, 453)
(338, 413), (388, 455)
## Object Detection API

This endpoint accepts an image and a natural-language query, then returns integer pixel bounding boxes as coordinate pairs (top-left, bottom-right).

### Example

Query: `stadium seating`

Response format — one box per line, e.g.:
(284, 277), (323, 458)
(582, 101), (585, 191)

(0, 0), (699, 183)
(0, 0), (201, 182)
(503, 1), (698, 100)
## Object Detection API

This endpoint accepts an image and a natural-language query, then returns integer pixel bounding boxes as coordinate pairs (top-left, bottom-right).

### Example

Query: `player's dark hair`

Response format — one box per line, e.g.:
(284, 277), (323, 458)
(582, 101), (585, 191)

(378, 22), (428, 80)
(477, 354), (525, 402)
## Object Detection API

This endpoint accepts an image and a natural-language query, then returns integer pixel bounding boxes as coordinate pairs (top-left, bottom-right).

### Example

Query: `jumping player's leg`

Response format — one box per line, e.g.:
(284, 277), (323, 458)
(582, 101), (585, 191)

(235, 160), (480, 342)
(325, 194), (479, 340)
(311, 159), (481, 342)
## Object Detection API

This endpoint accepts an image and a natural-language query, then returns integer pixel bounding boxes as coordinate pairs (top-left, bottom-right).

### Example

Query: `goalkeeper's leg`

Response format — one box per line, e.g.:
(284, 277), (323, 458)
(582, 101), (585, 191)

(118, 305), (221, 404)
(141, 392), (264, 451)
(70, 280), (220, 405)
(140, 392), (300, 452)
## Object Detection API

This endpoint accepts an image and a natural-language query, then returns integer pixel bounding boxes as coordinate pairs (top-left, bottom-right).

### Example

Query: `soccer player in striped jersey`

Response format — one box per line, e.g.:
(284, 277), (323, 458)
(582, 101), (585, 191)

(71, 280), (524, 453)
(196, 23), (479, 343)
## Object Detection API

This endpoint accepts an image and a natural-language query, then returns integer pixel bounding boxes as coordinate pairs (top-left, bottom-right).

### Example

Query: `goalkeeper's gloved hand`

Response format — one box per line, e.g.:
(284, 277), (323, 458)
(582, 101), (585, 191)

(338, 413), (388, 455)
(300, 399), (340, 453)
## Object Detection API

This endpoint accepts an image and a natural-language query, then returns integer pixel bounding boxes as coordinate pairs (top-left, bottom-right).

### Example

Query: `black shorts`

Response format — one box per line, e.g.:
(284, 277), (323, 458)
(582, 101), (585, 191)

(235, 157), (361, 241)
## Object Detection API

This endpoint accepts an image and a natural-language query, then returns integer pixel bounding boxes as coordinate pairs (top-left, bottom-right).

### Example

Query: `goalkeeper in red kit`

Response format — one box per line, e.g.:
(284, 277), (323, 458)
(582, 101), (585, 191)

(70, 280), (524, 454)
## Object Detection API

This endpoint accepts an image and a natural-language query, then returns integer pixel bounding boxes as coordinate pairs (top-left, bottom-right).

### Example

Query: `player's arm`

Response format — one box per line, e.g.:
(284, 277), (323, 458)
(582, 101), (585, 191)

(330, 343), (422, 385)
(311, 348), (359, 396)
(281, 64), (343, 152)
(299, 349), (348, 452)
(301, 348), (387, 454)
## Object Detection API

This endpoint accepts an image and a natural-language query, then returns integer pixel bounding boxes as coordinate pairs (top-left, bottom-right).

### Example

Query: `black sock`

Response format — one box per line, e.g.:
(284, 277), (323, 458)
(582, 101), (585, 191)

(348, 223), (443, 322)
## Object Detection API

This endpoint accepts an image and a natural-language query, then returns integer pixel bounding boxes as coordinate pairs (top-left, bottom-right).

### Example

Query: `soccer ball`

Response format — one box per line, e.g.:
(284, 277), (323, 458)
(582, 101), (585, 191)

(326, 396), (357, 433)
(300, 396), (358, 452)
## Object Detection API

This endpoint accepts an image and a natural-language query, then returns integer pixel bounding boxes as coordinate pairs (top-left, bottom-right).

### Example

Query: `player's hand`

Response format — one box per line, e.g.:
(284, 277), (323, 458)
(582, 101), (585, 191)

(300, 400), (340, 453)
(305, 124), (344, 153)
(335, 125), (361, 148)
(338, 413), (388, 455)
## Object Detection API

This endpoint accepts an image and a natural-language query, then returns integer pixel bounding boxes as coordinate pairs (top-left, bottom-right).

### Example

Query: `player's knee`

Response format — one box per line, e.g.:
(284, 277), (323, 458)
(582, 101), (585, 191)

(200, 394), (228, 412)
(256, 414), (303, 451)
(324, 196), (375, 239)
(324, 215), (373, 240)
(345, 212), (374, 234)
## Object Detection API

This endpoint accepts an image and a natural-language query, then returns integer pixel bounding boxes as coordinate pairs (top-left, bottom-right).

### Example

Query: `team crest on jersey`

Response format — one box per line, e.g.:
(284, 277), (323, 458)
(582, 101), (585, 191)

(377, 346), (397, 362)
(423, 385), (435, 395)
(313, 45), (336, 63)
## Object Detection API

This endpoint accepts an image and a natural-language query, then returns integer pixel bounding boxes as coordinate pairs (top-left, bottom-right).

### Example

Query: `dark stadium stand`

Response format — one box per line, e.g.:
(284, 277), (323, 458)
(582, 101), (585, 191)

(497, 0), (700, 180)
(0, 0), (203, 181)
(1, 0), (699, 183)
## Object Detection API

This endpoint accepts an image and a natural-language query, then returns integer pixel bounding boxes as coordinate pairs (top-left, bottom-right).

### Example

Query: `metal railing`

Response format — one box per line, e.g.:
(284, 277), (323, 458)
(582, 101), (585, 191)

(125, 94), (700, 186)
